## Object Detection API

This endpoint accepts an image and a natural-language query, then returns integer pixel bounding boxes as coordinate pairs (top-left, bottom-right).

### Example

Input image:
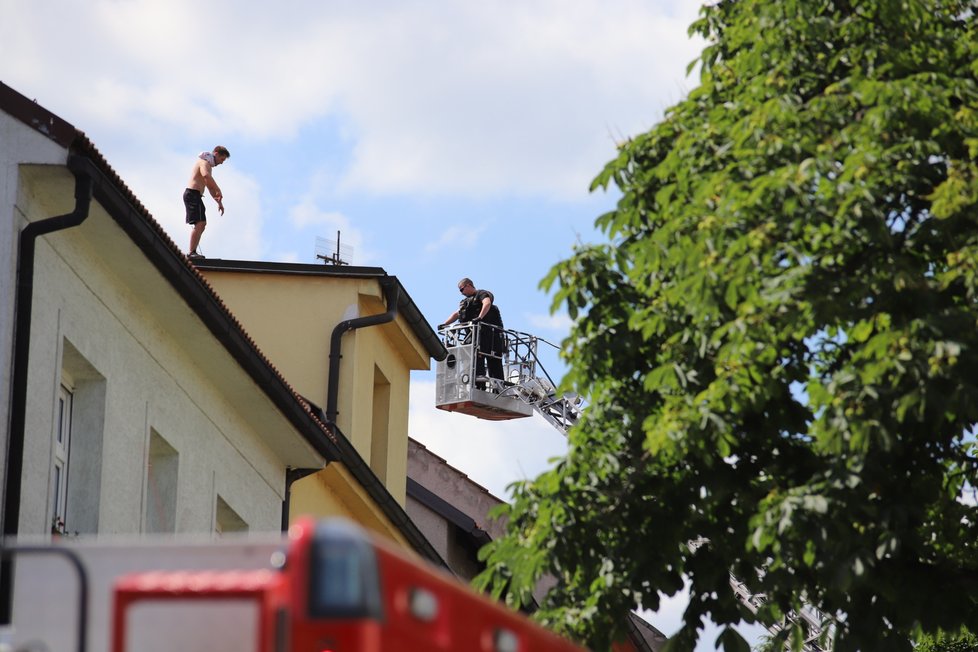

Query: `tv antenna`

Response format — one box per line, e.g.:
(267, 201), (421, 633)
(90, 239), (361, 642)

(315, 231), (353, 266)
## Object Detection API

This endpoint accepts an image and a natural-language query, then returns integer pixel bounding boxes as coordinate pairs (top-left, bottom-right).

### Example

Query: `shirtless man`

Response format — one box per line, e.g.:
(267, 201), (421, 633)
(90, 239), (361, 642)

(184, 145), (229, 258)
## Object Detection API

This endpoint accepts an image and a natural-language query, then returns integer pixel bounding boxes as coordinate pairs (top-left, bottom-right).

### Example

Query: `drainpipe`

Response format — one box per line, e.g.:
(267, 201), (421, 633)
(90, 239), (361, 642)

(281, 467), (318, 532)
(325, 278), (400, 425)
(2, 154), (94, 621)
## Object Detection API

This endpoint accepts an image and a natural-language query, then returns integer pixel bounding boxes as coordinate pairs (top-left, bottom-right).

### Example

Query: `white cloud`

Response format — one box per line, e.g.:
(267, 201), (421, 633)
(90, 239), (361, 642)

(527, 311), (574, 334)
(287, 175), (373, 265)
(1, 0), (704, 200)
(194, 169), (265, 260)
(327, 0), (705, 198)
(408, 378), (568, 499)
(289, 201), (351, 230)
(423, 225), (487, 254)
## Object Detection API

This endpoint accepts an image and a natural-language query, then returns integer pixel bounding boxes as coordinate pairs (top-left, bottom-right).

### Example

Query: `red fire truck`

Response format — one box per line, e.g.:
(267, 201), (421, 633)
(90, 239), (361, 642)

(112, 517), (587, 652)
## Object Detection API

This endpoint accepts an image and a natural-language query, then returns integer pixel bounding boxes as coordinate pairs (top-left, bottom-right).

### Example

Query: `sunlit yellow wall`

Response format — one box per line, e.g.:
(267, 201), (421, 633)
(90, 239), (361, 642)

(288, 465), (412, 548)
(200, 270), (429, 519)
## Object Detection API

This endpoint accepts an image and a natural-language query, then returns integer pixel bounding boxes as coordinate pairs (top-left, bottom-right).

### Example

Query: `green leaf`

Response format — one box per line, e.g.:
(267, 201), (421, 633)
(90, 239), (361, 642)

(717, 627), (751, 652)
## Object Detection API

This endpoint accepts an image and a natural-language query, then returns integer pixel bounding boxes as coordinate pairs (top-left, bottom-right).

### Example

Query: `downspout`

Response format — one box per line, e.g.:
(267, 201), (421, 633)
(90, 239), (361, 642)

(281, 467), (318, 532)
(325, 278), (400, 425)
(320, 281), (449, 567)
(2, 154), (94, 620)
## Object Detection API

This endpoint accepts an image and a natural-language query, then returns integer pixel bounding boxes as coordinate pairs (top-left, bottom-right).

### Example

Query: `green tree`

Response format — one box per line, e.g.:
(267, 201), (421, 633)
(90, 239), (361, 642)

(475, 1), (978, 651)
(916, 632), (978, 652)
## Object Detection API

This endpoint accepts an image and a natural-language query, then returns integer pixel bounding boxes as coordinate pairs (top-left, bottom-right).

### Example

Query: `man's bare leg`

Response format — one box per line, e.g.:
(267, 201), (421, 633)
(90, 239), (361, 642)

(189, 222), (206, 256)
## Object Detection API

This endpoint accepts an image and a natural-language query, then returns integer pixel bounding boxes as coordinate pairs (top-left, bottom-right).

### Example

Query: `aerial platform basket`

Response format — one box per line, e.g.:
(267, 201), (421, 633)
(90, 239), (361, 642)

(435, 323), (533, 421)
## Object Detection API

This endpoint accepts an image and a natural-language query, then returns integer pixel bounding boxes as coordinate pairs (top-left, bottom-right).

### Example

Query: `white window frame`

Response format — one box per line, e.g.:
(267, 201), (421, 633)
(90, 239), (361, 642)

(51, 382), (73, 532)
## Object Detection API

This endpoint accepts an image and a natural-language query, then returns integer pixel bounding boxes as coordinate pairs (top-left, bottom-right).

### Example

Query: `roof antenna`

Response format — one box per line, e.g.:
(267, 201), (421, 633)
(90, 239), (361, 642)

(315, 231), (353, 265)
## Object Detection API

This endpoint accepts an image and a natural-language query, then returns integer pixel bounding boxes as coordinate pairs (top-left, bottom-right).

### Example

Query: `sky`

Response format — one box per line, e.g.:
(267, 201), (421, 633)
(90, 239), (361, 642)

(0, 0), (766, 648)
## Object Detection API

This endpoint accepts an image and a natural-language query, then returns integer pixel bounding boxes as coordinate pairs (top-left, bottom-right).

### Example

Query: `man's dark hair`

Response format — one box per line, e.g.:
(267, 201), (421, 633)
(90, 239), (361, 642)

(214, 145), (230, 158)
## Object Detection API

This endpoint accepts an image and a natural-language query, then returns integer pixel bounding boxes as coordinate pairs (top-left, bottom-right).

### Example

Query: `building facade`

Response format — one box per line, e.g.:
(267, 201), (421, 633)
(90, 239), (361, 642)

(194, 259), (445, 510)
(0, 82), (440, 563)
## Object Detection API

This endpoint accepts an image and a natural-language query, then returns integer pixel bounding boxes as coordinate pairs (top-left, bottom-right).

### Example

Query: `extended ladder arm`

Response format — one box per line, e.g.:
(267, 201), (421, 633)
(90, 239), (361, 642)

(494, 329), (583, 435)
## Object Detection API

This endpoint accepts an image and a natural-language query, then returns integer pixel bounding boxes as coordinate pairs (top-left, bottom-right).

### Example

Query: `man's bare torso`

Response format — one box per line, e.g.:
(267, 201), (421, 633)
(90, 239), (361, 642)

(187, 158), (212, 193)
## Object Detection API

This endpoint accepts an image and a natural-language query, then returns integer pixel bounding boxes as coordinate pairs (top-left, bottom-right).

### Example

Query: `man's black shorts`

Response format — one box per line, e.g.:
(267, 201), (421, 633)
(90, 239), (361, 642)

(184, 188), (206, 225)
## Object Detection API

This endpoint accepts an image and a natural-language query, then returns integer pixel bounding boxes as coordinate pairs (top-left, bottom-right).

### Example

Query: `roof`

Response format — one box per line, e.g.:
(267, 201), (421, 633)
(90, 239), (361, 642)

(406, 477), (493, 547)
(0, 80), (445, 568)
(191, 258), (446, 362)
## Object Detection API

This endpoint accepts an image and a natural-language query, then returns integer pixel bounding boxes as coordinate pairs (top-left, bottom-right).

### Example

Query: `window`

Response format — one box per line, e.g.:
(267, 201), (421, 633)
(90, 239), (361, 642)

(370, 366), (391, 484)
(58, 338), (106, 535)
(50, 383), (72, 533)
(308, 525), (382, 619)
(145, 430), (179, 533)
(214, 495), (248, 536)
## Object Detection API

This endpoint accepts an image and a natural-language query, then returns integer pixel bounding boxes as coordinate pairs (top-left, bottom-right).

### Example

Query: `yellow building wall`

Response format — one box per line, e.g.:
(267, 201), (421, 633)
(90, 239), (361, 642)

(200, 270), (428, 522)
(289, 465), (412, 549)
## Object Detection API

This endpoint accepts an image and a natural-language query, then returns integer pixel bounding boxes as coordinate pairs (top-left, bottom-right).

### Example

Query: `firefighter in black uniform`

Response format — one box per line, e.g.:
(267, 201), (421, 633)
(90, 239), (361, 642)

(439, 277), (506, 388)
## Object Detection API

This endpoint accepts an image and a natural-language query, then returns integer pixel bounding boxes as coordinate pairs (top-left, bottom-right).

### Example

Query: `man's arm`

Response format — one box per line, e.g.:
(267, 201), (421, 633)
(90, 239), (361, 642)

(199, 161), (225, 215)
(440, 310), (460, 328)
(476, 297), (492, 320)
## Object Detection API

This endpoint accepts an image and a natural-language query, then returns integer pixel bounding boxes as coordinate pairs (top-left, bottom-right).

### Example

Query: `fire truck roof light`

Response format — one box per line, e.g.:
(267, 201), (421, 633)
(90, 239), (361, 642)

(495, 628), (519, 652)
(409, 587), (439, 622)
(270, 550), (286, 569)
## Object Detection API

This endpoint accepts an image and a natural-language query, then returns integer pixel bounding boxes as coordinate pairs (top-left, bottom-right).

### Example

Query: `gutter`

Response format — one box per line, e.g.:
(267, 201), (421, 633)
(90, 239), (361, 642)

(319, 283), (450, 567)
(325, 277), (400, 424)
(2, 154), (94, 622)
(406, 477), (492, 547)
(4, 154), (94, 539)
(281, 467), (318, 532)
